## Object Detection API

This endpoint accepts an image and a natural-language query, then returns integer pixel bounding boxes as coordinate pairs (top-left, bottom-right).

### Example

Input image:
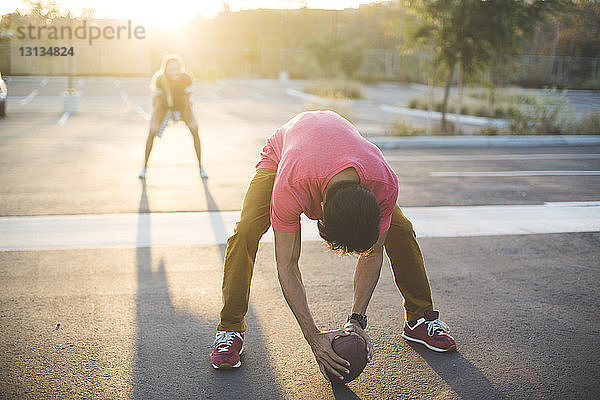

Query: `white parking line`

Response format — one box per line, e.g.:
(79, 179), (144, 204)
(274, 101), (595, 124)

(544, 201), (600, 207)
(18, 77), (50, 105)
(19, 89), (38, 105)
(386, 154), (600, 162)
(119, 89), (150, 121)
(58, 112), (70, 126)
(0, 202), (598, 251)
(286, 88), (326, 103)
(430, 171), (600, 177)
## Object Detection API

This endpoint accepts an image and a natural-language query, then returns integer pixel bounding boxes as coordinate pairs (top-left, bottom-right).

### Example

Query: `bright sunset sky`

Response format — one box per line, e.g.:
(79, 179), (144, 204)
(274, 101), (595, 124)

(1, 0), (380, 26)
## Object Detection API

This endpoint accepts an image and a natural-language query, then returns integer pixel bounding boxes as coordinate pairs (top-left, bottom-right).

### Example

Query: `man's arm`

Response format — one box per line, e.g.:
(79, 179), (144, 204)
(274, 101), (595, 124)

(274, 228), (350, 382)
(352, 231), (387, 314)
(344, 231), (388, 361)
(274, 228), (316, 337)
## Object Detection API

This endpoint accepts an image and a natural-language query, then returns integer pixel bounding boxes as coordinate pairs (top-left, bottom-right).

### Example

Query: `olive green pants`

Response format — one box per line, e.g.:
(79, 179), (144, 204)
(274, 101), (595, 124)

(217, 168), (434, 332)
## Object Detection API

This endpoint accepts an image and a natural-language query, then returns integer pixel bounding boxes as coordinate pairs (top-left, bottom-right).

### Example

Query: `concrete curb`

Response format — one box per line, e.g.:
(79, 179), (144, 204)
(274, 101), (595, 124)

(379, 104), (509, 128)
(2, 203), (599, 250)
(368, 135), (600, 149)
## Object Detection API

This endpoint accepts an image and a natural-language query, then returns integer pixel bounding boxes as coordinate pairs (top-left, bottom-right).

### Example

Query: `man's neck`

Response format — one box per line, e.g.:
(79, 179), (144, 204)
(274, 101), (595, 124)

(323, 167), (360, 201)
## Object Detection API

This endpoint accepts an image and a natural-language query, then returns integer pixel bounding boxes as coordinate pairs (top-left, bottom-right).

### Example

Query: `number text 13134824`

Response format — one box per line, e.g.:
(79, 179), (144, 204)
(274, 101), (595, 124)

(18, 47), (75, 56)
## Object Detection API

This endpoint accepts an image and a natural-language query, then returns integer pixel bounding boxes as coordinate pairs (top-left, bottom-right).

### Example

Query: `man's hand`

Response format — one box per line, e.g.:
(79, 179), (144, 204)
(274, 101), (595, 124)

(344, 320), (373, 362)
(306, 329), (351, 382)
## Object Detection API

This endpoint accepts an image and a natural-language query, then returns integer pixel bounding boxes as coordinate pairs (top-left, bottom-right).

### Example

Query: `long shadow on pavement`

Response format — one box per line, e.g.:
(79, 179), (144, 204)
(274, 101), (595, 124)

(331, 383), (362, 400)
(134, 180), (284, 399)
(408, 342), (506, 400)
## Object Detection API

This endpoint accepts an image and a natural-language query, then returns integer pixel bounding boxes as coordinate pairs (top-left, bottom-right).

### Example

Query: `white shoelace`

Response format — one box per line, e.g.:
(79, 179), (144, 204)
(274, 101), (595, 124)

(424, 319), (451, 337)
(213, 331), (242, 353)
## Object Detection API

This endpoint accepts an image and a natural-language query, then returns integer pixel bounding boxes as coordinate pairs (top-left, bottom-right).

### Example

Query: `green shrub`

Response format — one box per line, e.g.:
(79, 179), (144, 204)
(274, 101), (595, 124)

(467, 91), (487, 100)
(474, 105), (489, 117)
(386, 118), (426, 136)
(478, 125), (500, 135)
(304, 80), (364, 100)
(566, 112), (600, 134)
(516, 94), (538, 105)
(508, 90), (573, 134)
(577, 78), (600, 90)
(493, 106), (506, 118)
(407, 89), (591, 136)
(506, 105), (522, 118)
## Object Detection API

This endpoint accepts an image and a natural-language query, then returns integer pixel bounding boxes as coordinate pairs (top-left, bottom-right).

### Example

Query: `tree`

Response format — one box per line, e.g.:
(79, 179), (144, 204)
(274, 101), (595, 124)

(533, 0), (600, 58)
(306, 38), (365, 79)
(338, 41), (365, 79)
(407, 0), (572, 133)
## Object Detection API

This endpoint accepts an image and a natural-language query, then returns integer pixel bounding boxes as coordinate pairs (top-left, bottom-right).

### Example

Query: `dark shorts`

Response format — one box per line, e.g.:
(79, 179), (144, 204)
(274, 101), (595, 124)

(151, 100), (196, 134)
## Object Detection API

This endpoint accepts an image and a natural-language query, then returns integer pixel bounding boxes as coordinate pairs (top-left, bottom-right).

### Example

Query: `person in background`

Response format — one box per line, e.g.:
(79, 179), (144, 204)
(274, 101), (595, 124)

(0, 72), (7, 118)
(138, 54), (207, 179)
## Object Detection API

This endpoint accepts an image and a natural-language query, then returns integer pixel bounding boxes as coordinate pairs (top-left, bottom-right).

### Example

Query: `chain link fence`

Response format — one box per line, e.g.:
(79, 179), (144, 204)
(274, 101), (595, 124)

(1, 41), (598, 89)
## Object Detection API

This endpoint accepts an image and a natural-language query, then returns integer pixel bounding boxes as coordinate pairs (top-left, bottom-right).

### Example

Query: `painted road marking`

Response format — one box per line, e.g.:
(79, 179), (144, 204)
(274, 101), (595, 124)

(286, 88), (323, 103)
(0, 203), (598, 251)
(58, 112), (70, 126)
(544, 201), (600, 207)
(369, 135), (600, 149)
(19, 89), (38, 105)
(119, 89), (151, 121)
(18, 77), (49, 105)
(386, 154), (600, 162)
(430, 170), (600, 177)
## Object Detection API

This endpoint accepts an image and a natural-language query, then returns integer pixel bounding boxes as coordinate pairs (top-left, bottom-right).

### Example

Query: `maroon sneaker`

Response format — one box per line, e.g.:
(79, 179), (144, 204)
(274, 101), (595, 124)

(401, 310), (456, 352)
(210, 331), (244, 369)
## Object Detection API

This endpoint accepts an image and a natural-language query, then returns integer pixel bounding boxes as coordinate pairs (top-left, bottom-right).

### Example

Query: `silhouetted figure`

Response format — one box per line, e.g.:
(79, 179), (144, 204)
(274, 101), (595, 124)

(139, 54), (207, 179)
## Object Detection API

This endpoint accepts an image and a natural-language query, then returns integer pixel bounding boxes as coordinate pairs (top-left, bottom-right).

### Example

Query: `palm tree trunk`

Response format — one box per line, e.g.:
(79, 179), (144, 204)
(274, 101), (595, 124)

(441, 69), (453, 134)
(455, 64), (463, 135)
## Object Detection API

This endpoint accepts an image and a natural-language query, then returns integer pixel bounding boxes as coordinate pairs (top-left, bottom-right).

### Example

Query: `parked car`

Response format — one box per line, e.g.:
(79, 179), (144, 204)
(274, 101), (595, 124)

(0, 73), (6, 118)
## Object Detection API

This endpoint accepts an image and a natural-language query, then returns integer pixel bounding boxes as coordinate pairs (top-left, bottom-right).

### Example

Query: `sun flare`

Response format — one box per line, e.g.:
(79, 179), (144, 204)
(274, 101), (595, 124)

(2, 0), (375, 26)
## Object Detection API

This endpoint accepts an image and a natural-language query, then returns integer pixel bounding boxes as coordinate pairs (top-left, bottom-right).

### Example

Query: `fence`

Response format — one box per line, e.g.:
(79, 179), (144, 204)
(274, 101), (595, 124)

(517, 55), (600, 88)
(1, 40), (598, 89)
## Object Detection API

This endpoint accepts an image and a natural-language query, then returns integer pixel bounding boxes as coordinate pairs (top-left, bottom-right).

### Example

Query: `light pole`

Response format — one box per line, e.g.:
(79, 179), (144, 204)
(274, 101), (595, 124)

(62, 10), (80, 114)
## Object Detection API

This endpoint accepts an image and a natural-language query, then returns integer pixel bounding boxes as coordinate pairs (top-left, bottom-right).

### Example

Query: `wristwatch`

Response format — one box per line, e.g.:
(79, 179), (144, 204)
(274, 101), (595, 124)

(347, 313), (367, 330)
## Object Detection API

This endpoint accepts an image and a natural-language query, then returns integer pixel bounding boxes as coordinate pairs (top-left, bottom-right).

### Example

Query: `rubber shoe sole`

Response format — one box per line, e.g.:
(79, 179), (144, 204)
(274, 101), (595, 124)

(401, 333), (456, 352)
(211, 347), (244, 369)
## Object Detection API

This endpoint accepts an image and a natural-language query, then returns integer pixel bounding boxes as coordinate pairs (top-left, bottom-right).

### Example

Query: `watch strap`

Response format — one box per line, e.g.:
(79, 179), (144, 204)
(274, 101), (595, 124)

(348, 313), (367, 329)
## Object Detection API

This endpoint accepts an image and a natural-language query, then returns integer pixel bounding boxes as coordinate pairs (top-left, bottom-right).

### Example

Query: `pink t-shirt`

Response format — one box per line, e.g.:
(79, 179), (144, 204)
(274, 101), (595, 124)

(256, 111), (398, 234)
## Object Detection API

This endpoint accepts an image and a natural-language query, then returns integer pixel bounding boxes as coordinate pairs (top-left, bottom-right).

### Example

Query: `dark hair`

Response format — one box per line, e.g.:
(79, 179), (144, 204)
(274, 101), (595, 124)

(318, 181), (381, 255)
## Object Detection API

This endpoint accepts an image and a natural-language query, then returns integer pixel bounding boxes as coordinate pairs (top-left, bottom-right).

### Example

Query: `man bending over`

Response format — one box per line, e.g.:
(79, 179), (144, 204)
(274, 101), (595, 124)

(210, 111), (455, 381)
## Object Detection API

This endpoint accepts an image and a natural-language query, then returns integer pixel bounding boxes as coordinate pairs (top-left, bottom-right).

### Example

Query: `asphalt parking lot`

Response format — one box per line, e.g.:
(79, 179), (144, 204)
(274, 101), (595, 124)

(0, 77), (599, 399)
